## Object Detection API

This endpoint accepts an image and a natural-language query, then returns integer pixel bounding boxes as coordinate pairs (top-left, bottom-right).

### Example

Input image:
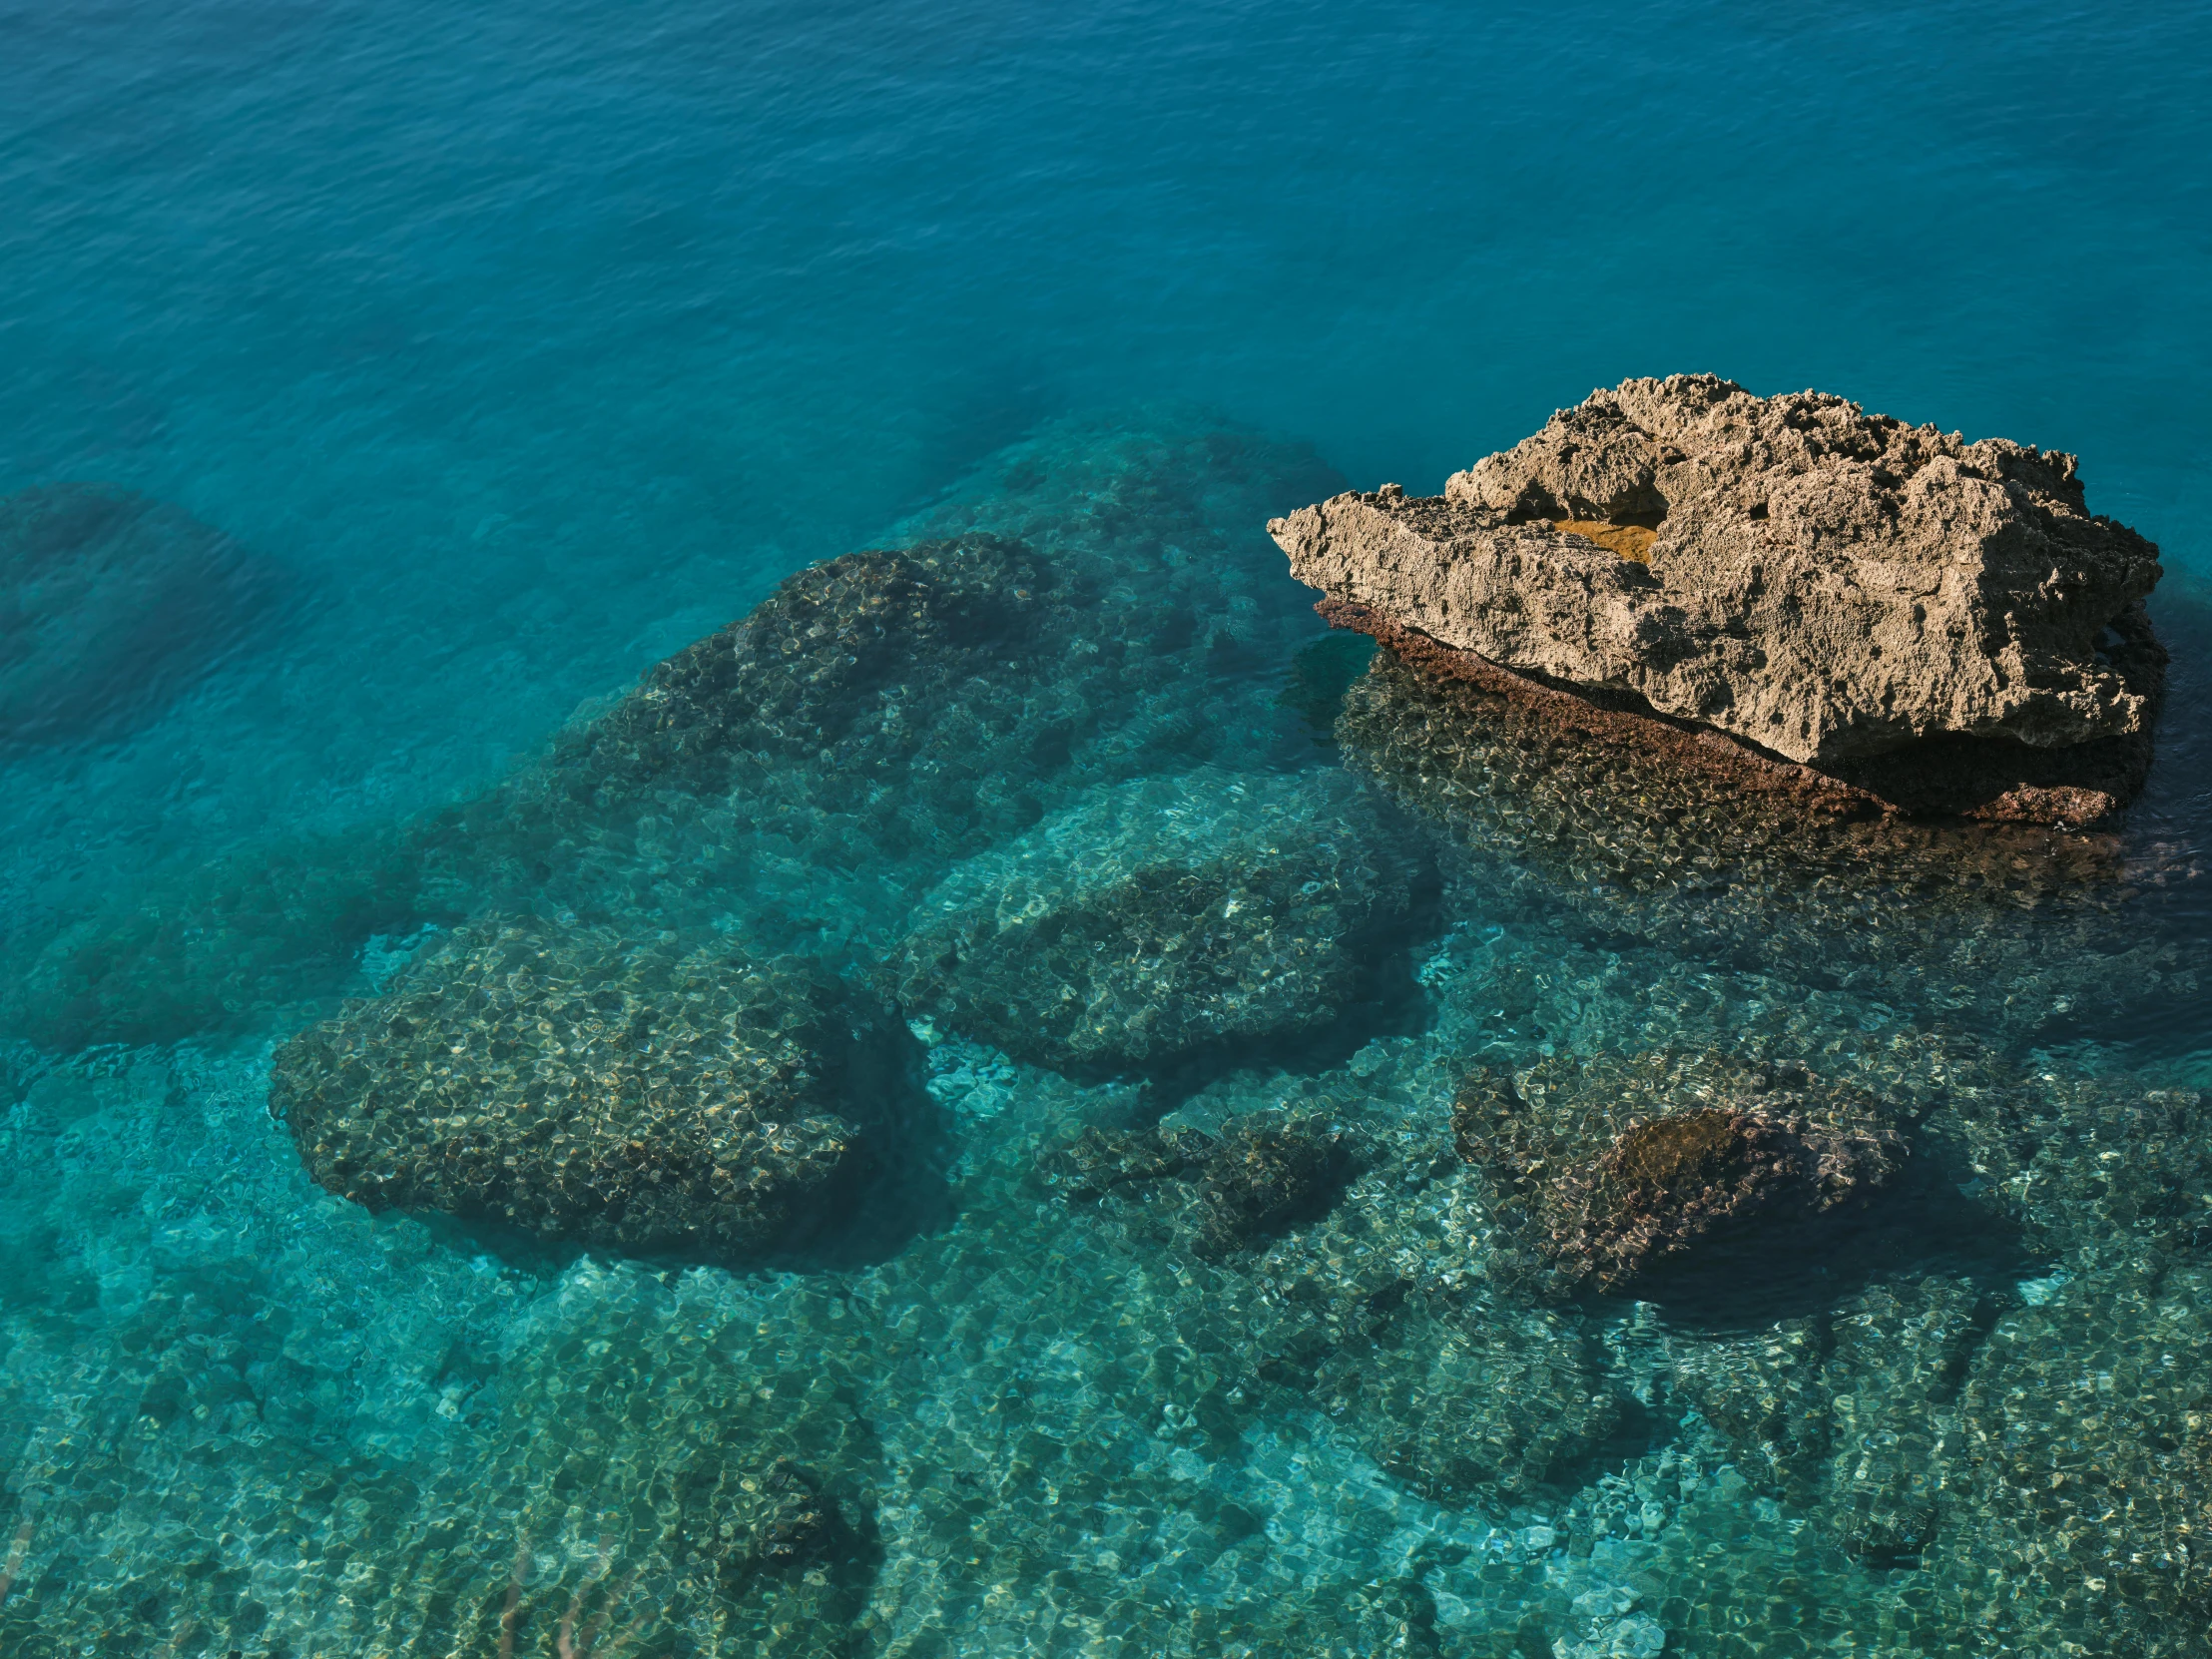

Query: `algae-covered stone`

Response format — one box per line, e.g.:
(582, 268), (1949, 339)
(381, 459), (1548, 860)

(1271, 374), (2164, 769)
(894, 767), (1424, 1072)
(272, 917), (910, 1262)
(0, 482), (285, 751)
(1452, 1049), (1906, 1300)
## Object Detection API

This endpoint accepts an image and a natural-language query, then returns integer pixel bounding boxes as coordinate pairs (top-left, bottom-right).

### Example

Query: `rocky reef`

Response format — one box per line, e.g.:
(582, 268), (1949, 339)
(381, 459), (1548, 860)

(271, 917), (916, 1264)
(7, 410), (2212, 1659)
(892, 767), (1425, 1075)
(1271, 375), (2168, 823)
(0, 482), (285, 752)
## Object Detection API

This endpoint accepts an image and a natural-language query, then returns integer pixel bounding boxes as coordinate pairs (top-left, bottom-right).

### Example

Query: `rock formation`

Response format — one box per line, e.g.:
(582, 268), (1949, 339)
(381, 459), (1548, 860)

(1269, 375), (2167, 823)
(271, 917), (912, 1262)
(0, 482), (285, 751)
(1451, 1049), (1907, 1300)
(892, 767), (1424, 1073)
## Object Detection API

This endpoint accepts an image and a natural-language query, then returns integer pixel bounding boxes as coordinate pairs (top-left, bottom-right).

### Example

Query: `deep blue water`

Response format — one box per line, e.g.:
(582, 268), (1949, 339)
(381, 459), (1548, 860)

(3, 1), (2211, 1653)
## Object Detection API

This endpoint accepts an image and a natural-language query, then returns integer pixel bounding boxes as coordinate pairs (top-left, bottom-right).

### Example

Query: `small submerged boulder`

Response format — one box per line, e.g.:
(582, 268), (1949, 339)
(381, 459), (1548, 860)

(1037, 1112), (1353, 1255)
(0, 482), (285, 751)
(893, 767), (1424, 1073)
(1270, 375), (2167, 823)
(271, 917), (908, 1262)
(1453, 1049), (1906, 1299)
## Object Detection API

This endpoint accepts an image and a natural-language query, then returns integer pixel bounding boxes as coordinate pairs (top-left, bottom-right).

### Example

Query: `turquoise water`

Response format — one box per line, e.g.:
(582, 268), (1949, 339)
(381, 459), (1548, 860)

(4, 0), (2212, 1652)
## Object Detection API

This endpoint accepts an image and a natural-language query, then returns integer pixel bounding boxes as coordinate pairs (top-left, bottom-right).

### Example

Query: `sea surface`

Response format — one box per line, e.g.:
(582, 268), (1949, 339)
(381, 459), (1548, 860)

(2, 1), (2211, 1654)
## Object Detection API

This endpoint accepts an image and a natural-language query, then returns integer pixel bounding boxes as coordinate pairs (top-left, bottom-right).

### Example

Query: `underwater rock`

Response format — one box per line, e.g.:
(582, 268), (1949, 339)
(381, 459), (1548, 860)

(1920, 1064), (2212, 1257)
(1038, 1112), (1353, 1255)
(487, 1287), (883, 1659)
(690, 1454), (871, 1591)
(1271, 374), (2167, 821)
(1452, 1050), (1906, 1299)
(2, 417), (1348, 1055)
(271, 917), (908, 1262)
(893, 767), (1423, 1073)
(1334, 642), (2193, 1031)
(553, 535), (1084, 812)
(0, 482), (284, 751)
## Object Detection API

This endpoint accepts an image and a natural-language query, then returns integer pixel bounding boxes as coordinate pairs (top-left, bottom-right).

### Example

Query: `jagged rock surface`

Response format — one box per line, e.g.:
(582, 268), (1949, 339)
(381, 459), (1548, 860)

(271, 917), (910, 1262)
(892, 768), (1423, 1072)
(1269, 374), (2164, 771)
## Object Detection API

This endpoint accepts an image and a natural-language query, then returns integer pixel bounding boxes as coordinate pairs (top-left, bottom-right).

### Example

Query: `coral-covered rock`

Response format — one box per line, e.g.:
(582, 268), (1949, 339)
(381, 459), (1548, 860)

(1270, 375), (2167, 819)
(894, 768), (1423, 1072)
(0, 483), (284, 751)
(271, 917), (910, 1262)
(1452, 1050), (1906, 1298)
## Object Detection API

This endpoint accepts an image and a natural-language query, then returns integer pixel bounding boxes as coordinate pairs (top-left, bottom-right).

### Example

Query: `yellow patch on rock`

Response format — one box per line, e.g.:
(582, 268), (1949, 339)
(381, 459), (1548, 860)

(1553, 519), (1657, 564)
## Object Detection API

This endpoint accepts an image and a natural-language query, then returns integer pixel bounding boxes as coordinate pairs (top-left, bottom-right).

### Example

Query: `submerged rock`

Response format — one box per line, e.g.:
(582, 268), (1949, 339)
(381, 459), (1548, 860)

(3, 416), (1346, 1055)
(1038, 1112), (1352, 1255)
(1669, 1275), (1989, 1564)
(550, 534), (1085, 815)
(271, 918), (910, 1262)
(1270, 375), (2167, 822)
(892, 768), (1424, 1073)
(0, 482), (284, 751)
(1331, 638), (2194, 1037)
(1452, 1049), (1906, 1299)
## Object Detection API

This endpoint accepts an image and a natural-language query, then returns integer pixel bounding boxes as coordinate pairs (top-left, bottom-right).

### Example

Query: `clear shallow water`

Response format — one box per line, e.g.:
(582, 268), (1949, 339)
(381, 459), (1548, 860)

(3, 1), (2212, 1654)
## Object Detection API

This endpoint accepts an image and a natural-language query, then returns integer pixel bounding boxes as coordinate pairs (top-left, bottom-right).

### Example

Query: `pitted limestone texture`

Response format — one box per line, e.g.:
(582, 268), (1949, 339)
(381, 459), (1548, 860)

(1452, 1049), (1907, 1300)
(0, 482), (286, 752)
(271, 917), (908, 1263)
(1269, 374), (2166, 774)
(893, 767), (1423, 1073)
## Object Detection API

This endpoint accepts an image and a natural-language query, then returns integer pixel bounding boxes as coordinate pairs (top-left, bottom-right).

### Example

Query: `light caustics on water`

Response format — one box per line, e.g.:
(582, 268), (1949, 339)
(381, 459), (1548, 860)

(2, 4), (2211, 1658)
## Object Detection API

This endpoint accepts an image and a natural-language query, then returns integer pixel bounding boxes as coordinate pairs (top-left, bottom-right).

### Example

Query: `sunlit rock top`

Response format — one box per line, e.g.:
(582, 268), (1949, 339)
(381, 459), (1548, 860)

(1269, 374), (2163, 766)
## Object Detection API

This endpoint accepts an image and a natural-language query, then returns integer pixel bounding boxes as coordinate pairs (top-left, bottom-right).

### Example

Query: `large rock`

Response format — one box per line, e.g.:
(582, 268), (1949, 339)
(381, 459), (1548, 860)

(892, 767), (1423, 1072)
(271, 917), (911, 1262)
(1451, 1048), (1907, 1300)
(1268, 375), (2166, 818)
(0, 483), (284, 751)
